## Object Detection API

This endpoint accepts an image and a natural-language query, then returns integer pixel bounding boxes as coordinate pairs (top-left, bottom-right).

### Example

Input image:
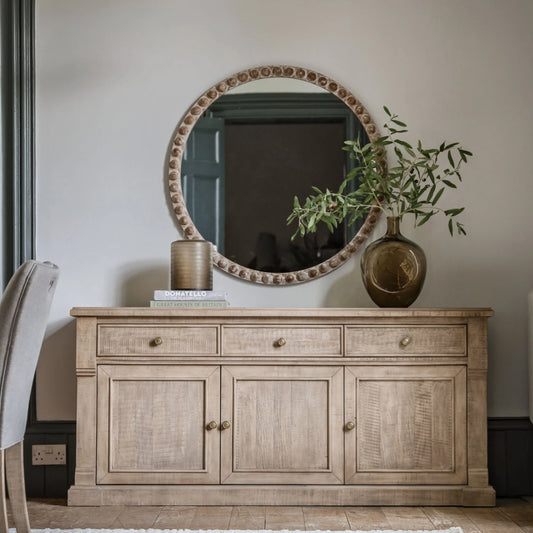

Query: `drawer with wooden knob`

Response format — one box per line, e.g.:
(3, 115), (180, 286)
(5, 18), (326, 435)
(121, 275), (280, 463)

(221, 325), (342, 356)
(345, 325), (467, 356)
(97, 324), (219, 356)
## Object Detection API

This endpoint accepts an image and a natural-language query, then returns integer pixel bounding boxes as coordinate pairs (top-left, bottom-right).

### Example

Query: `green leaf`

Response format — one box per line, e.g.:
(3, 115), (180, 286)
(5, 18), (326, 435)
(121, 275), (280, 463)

(447, 152), (455, 167)
(417, 211), (433, 226)
(293, 196), (300, 208)
(448, 218), (454, 236)
(457, 223), (467, 235)
(445, 207), (465, 216)
(442, 179), (457, 188)
(383, 106), (392, 117)
(392, 119), (407, 127)
(432, 187), (445, 205)
(395, 139), (414, 149)
(445, 142), (459, 150)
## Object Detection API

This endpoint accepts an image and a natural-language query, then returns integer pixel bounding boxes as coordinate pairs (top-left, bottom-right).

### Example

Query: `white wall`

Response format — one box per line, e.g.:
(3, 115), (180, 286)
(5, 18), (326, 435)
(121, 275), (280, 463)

(35, 0), (533, 420)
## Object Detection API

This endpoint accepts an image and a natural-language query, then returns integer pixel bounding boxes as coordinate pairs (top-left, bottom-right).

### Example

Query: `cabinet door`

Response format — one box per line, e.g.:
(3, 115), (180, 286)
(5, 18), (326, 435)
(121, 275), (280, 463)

(221, 365), (344, 484)
(345, 365), (466, 485)
(97, 365), (220, 484)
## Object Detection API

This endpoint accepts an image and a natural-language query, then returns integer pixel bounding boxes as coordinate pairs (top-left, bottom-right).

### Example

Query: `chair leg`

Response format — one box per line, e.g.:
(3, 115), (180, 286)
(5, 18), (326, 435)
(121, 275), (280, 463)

(0, 449), (8, 533)
(5, 441), (30, 533)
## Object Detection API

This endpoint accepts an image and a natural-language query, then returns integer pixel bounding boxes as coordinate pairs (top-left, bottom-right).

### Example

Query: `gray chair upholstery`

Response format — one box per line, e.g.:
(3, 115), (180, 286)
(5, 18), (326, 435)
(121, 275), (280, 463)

(0, 260), (59, 533)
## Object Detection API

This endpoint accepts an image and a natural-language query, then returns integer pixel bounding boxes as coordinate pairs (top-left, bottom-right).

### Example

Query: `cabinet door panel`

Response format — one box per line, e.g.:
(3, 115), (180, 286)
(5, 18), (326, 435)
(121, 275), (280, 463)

(345, 365), (466, 485)
(221, 365), (343, 484)
(97, 365), (220, 484)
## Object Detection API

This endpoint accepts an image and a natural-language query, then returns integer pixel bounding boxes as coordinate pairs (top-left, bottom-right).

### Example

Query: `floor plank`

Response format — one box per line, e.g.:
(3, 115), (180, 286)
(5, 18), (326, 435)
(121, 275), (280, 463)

(381, 506), (437, 530)
(345, 506), (392, 530)
(153, 506), (198, 529)
(497, 499), (533, 532)
(188, 506), (233, 530)
(302, 506), (350, 530)
(463, 507), (524, 532)
(265, 506), (305, 530)
(423, 506), (482, 533)
(24, 499), (81, 529)
(229, 506), (266, 530)
(114, 505), (163, 529)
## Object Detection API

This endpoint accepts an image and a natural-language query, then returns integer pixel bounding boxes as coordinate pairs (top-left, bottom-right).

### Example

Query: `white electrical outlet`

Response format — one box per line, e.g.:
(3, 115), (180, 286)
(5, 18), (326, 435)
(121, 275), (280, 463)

(32, 444), (66, 465)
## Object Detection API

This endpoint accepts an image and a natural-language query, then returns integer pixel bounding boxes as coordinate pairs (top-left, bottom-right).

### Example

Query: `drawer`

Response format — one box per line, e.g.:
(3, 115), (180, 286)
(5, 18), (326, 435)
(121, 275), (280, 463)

(222, 325), (342, 356)
(97, 325), (219, 356)
(345, 325), (466, 356)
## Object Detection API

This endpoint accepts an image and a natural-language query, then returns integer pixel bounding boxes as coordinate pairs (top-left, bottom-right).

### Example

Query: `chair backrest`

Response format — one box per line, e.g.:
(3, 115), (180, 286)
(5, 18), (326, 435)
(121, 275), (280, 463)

(0, 261), (59, 449)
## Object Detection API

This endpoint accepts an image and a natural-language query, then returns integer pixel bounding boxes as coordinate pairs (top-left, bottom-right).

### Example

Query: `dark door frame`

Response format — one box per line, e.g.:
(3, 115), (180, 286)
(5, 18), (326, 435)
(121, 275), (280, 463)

(1, 0), (35, 287)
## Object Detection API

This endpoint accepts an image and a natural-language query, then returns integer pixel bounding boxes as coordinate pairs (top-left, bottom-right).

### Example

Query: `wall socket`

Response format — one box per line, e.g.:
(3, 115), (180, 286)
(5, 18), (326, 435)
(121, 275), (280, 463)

(32, 444), (66, 465)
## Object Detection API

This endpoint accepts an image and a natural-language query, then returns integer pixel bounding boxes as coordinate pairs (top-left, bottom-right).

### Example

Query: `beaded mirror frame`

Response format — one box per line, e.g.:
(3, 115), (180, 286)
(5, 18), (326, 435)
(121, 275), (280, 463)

(167, 65), (381, 285)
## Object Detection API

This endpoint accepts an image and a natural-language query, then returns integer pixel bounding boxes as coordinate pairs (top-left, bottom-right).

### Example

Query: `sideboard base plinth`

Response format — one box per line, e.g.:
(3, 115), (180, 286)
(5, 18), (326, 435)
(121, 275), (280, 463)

(67, 484), (496, 507)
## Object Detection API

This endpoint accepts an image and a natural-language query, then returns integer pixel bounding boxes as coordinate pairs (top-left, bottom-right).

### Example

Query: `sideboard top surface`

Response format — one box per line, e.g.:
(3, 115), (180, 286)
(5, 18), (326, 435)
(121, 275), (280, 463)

(70, 307), (494, 318)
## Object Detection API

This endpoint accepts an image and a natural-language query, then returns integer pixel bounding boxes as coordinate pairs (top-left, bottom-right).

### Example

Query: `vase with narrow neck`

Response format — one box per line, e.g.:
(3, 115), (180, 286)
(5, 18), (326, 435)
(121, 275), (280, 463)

(361, 216), (427, 307)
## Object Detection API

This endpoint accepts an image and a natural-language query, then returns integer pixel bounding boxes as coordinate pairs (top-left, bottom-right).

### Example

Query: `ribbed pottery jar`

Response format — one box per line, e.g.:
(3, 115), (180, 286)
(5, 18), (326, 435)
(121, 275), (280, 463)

(361, 216), (426, 307)
(170, 240), (213, 290)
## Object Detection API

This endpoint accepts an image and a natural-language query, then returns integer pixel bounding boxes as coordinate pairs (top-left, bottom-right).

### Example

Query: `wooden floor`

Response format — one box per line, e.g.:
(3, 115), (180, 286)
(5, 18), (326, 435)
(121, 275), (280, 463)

(6, 498), (533, 532)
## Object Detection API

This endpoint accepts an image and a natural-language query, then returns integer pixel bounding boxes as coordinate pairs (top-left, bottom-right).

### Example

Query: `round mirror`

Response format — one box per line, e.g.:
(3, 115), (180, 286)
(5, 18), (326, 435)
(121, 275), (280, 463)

(168, 65), (381, 285)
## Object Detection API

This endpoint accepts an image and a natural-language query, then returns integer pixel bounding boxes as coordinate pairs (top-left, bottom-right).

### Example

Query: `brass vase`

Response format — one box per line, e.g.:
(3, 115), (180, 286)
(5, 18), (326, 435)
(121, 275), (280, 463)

(361, 216), (426, 307)
(170, 240), (213, 290)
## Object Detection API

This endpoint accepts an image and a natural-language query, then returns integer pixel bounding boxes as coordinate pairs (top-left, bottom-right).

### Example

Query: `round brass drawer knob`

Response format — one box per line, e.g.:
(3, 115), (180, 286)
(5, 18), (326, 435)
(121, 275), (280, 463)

(345, 421), (355, 431)
(400, 336), (412, 347)
(206, 421), (218, 431)
(275, 337), (286, 347)
(221, 420), (231, 430)
(153, 336), (163, 346)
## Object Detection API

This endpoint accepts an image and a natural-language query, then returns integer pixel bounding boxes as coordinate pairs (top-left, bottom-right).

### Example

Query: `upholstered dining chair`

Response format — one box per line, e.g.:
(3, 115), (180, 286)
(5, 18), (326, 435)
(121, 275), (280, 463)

(0, 260), (59, 533)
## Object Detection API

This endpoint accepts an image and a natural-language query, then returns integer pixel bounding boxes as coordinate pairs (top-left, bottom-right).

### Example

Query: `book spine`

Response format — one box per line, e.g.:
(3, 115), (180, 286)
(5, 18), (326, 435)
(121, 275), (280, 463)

(149, 300), (229, 308)
(153, 290), (228, 301)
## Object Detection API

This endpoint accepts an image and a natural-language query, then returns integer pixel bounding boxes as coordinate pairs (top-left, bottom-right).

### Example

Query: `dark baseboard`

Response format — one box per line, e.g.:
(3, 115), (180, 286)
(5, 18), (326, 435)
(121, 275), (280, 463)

(24, 421), (76, 498)
(23, 417), (533, 499)
(488, 417), (533, 497)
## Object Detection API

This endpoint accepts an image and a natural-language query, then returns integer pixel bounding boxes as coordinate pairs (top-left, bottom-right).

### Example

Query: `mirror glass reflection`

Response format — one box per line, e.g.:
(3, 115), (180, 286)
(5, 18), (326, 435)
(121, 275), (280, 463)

(182, 78), (369, 273)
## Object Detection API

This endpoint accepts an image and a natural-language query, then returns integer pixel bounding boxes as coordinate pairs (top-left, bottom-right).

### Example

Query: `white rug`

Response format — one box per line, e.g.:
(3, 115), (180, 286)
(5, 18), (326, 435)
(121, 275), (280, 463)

(21, 528), (465, 533)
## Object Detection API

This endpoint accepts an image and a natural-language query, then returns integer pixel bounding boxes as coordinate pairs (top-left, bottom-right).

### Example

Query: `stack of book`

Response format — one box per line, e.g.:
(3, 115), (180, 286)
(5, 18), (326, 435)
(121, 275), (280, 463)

(149, 290), (229, 308)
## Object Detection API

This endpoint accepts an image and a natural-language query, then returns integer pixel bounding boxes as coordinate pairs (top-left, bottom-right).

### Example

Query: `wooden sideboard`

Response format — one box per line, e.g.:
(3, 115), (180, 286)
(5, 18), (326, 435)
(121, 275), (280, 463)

(67, 307), (495, 506)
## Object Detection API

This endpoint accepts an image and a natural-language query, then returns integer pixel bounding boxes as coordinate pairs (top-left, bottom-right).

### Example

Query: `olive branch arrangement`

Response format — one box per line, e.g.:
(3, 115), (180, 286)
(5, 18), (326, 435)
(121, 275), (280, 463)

(287, 106), (472, 239)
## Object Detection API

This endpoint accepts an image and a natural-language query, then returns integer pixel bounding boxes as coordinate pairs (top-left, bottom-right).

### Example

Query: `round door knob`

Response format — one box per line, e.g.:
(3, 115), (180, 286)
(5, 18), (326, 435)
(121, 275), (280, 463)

(153, 336), (163, 346)
(345, 421), (355, 431)
(400, 336), (411, 347)
(275, 337), (286, 347)
(221, 420), (231, 430)
(206, 421), (218, 430)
